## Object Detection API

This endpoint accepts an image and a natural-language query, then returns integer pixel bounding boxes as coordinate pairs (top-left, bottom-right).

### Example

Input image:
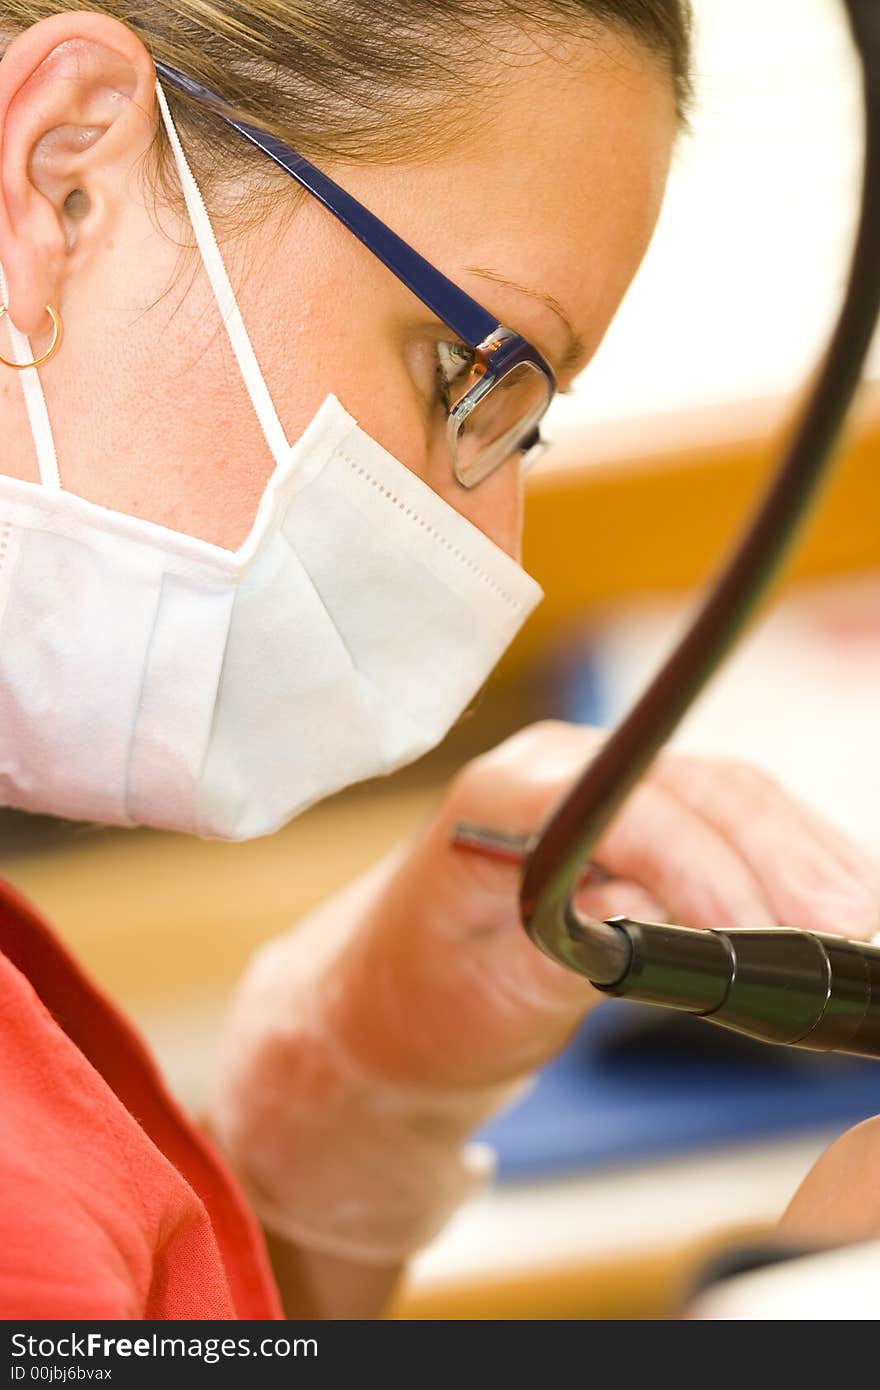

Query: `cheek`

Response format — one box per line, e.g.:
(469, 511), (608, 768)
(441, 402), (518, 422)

(238, 238), (525, 557)
(336, 363), (526, 560)
(319, 380), (525, 560)
(470, 462), (525, 562)
(424, 452), (525, 561)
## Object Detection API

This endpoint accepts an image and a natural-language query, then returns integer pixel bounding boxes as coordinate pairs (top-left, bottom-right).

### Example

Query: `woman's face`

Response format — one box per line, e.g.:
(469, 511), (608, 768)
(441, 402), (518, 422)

(0, 18), (676, 557)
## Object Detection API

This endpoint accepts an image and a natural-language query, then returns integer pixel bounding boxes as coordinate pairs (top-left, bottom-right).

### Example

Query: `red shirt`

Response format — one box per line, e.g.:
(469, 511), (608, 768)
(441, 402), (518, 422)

(0, 875), (282, 1319)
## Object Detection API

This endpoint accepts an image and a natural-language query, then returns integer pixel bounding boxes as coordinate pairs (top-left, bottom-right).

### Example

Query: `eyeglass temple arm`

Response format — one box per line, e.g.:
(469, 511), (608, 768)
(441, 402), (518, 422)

(153, 60), (499, 350)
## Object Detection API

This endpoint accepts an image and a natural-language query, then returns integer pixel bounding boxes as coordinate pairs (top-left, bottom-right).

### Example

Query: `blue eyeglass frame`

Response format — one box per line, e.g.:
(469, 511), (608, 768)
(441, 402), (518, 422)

(153, 60), (557, 488)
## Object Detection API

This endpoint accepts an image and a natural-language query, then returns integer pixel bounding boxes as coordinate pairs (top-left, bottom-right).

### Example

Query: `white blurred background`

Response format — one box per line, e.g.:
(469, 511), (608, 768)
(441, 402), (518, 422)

(546, 0), (866, 434)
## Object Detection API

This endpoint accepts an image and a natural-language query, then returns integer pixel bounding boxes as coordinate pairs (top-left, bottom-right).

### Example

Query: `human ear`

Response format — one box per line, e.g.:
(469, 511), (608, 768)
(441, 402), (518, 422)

(0, 11), (156, 335)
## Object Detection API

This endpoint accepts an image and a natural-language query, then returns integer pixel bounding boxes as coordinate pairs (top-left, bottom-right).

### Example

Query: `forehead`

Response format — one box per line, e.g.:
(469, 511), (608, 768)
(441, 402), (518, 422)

(369, 27), (678, 370)
(456, 32), (678, 363)
(258, 26), (679, 384)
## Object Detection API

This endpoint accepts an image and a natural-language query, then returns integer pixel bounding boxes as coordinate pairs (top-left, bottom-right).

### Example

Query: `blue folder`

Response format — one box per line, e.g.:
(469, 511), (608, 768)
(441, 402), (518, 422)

(477, 1000), (880, 1180)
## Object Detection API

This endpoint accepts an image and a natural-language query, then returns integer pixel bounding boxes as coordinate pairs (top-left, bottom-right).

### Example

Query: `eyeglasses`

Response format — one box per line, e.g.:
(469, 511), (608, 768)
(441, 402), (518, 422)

(154, 62), (557, 489)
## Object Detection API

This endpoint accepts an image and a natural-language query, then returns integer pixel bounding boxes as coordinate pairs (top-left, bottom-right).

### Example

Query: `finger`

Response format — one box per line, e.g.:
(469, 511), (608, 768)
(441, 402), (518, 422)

(656, 756), (880, 939)
(779, 1115), (880, 1244)
(447, 723), (770, 932)
(574, 876), (669, 924)
(773, 799), (880, 895)
(659, 753), (880, 893)
(594, 780), (778, 930)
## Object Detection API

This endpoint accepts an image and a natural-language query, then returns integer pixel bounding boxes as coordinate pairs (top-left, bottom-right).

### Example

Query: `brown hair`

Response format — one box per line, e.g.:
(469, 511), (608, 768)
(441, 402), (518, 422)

(2, 1), (692, 199)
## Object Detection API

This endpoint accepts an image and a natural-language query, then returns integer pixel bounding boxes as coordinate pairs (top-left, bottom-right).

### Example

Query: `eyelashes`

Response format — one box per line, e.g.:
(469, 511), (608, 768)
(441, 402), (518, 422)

(434, 338), (573, 405)
(435, 339), (477, 410)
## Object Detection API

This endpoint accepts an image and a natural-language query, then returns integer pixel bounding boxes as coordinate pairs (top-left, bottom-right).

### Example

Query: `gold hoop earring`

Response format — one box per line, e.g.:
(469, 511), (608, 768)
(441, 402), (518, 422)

(0, 303), (63, 370)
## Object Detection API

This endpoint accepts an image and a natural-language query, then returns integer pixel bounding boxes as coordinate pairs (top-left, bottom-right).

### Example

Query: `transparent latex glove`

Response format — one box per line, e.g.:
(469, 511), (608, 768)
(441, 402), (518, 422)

(209, 722), (880, 1265)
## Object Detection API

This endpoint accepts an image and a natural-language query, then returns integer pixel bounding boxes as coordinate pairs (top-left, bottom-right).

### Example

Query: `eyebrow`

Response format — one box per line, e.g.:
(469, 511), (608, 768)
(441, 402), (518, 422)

(465, 265), (587, 375)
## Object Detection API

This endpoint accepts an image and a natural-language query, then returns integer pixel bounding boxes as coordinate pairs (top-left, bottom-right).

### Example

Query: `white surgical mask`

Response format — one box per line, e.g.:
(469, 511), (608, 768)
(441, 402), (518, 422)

(0, 85), (542, 840)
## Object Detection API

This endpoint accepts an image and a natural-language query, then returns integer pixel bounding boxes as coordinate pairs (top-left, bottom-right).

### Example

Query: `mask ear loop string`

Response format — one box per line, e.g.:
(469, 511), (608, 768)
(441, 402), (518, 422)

(0, 262), (62, 490)
(154, 81), (292, 475)
(1, 83), (291, 496)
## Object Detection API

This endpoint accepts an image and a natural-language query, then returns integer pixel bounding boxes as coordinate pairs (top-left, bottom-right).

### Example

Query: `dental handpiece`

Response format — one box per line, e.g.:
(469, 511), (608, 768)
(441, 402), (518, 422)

(452, 823), (880, 1060)
(567, 916), (880, 1060)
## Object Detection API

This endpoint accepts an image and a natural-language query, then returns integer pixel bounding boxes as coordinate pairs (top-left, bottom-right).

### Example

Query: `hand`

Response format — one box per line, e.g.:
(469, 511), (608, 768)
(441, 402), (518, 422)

(330, 720), (880, 1090)
(779, 1114), (880, 1246)
(210, 720), (880, 1276)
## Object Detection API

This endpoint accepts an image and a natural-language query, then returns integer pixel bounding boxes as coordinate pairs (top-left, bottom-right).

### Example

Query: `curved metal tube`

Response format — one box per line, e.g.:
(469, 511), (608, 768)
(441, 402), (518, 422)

(520, 0), (880, 980)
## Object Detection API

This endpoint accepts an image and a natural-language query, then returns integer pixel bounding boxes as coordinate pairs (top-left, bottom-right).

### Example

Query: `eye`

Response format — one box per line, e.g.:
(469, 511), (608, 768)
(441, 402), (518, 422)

(435, 340), (476, 411)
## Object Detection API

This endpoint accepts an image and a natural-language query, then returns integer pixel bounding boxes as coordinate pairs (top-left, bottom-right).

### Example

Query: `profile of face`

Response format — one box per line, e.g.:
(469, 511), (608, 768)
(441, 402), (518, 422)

(0, 13), (677, 560)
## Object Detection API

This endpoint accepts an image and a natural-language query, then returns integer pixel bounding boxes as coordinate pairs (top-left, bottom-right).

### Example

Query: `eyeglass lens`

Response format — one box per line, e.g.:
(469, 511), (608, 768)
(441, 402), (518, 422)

(451, 362), (553, 487)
